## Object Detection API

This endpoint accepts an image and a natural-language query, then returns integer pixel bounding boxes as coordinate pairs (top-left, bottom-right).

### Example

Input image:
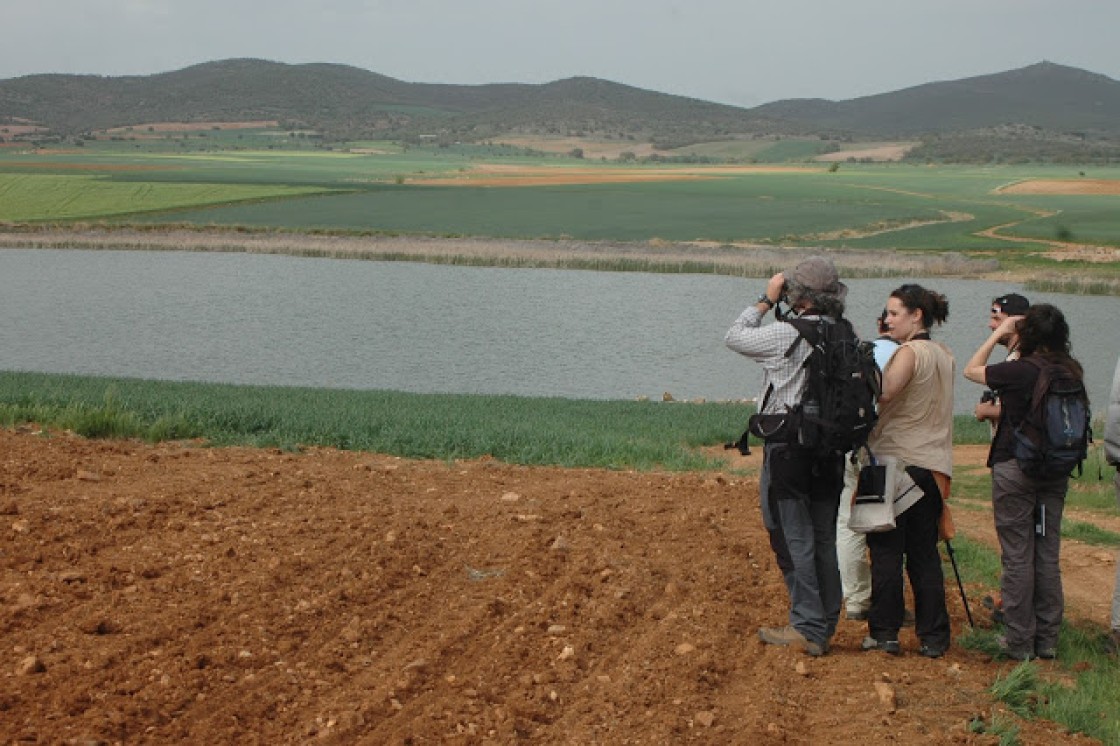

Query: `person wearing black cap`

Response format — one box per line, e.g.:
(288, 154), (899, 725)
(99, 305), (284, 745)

(975, 293), (1030, 428)
(725, 256), (848, 657)
(973, 294), (1031, 625)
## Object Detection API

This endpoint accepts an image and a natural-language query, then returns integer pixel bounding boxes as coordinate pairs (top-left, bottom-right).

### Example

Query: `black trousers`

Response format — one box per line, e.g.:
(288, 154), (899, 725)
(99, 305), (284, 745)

(866, 466), (951, 649)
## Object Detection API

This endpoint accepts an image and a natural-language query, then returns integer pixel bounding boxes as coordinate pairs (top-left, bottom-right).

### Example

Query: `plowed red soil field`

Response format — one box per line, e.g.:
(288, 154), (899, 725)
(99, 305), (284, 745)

(1, 429), (1106, 744)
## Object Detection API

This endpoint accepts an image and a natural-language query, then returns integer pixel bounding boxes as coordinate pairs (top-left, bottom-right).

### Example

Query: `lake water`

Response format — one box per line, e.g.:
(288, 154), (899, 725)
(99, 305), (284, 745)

(2, 248), (1118, 414)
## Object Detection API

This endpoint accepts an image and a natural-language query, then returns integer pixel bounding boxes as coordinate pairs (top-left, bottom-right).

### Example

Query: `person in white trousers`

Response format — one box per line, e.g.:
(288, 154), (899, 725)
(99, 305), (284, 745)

(837, 310), (898, 619)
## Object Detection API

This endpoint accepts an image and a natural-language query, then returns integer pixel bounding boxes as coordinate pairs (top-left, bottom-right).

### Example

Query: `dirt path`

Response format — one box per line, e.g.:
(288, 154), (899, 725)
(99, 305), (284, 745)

(954, 508), (1117, 625)
(949, 445), (1120, 626)
(724, 444), (1119, 629)
(2, 430), (1108, 744)
(974, 212), (1120, 264)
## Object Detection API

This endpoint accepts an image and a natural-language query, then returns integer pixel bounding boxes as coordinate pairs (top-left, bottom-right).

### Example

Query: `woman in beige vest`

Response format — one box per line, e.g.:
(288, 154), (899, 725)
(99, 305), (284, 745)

(861, 284), (954, 658)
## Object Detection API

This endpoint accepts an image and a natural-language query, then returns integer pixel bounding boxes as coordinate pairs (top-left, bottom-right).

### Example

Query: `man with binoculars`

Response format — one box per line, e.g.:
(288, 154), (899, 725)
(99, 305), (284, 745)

(974, 293), (1030, 429)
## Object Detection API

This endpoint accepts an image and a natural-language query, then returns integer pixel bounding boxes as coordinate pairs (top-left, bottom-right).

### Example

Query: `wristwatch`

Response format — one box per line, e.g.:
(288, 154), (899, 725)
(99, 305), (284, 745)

(756, 293), (776, 308)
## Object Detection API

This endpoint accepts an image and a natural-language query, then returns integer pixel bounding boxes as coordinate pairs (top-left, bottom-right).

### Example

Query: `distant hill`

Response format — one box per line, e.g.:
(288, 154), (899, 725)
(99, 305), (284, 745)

(753, 62), (1120, 137)
(2, 59), (1120, 161)
(0, 58), (773, 141)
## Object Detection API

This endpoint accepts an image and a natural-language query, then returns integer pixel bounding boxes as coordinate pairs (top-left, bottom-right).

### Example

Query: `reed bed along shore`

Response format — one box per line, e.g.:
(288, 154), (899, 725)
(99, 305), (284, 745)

(0, 225), (1000, 280)
(1025, 275), (1120, 296)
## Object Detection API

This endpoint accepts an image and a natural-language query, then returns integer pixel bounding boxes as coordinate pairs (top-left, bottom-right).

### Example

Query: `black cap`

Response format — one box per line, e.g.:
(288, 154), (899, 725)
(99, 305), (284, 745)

(992, 293), (1029, 316)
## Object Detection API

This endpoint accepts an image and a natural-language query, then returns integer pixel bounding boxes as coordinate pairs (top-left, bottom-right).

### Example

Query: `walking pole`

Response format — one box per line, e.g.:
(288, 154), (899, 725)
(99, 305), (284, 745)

(944, 539), (975, 627)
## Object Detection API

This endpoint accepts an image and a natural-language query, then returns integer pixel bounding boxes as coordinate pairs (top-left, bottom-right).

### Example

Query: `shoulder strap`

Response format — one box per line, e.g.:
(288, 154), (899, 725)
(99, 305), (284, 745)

(1021, 355), (1052, 414)
(784, 317), (821, 359)
(759, 382), (775, 413)
(759, 320), (816, 413)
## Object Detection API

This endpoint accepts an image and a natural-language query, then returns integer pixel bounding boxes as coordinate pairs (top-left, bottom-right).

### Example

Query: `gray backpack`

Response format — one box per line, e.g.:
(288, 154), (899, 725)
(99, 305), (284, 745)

(1012, 356), (1091, 480)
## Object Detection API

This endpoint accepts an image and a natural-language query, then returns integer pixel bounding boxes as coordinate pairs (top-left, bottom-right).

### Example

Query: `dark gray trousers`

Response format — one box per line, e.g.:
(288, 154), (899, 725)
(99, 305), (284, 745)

(991, 459), (1067, 654)
(760, 443), (844, 647)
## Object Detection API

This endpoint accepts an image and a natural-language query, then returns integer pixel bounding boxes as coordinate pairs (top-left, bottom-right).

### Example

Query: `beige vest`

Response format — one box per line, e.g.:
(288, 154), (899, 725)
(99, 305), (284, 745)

(869, 339), (955, 476)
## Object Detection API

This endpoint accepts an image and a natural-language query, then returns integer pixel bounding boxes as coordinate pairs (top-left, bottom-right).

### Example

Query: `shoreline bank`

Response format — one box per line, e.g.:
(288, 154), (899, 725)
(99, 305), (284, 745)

(0, 226), (1007, 279)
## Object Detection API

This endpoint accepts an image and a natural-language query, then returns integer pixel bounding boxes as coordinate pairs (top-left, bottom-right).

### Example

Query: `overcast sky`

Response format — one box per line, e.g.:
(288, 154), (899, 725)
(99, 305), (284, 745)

(3, 0), (1118, 108)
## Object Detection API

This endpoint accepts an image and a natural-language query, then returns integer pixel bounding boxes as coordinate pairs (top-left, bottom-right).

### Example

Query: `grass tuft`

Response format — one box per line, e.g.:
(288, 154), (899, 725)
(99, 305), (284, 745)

(991, 662), (1044, 718)
(1061, 520), (1120, 548)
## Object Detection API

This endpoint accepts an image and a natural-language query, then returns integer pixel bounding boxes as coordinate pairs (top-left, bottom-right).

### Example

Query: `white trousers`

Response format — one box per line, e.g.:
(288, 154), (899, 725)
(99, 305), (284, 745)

(837, 458), (871, 613)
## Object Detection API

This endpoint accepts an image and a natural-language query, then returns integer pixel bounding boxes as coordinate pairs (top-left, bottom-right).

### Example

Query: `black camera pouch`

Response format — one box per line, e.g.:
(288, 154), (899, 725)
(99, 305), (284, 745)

(747, 412), (793, 442)
(855, 462), (889, 503)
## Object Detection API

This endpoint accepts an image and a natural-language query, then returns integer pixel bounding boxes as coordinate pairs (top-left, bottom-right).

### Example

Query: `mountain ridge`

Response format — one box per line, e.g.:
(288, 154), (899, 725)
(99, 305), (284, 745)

(753, 61), (1120, 136)
(2, 59), (1119, 151)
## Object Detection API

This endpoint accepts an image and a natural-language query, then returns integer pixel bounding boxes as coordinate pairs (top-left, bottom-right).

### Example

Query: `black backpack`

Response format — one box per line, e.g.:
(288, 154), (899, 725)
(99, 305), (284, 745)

(787, 317), (882, 458)
(733, 316), (881, 457)
(1012, 356), (1091, 479)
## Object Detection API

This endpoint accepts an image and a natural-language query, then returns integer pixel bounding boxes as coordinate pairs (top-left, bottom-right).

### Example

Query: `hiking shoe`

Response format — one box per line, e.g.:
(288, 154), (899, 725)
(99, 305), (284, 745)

(861, 636), (901, 655)
(995, 634), (1034, 661)
(846, 607), (869, 621)
(919, 644), (946, 659)
(759, 625), (825, 657)
(983, 595), (1005, 624)
(1105, 630), (1120, 656)
(1035, 647), (1057, 660)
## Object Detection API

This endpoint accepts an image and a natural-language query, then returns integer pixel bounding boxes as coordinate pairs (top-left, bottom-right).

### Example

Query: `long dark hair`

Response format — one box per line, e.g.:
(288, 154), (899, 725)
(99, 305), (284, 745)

(1016, 304), (1083, 378)
(890, 283), (949, 329)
